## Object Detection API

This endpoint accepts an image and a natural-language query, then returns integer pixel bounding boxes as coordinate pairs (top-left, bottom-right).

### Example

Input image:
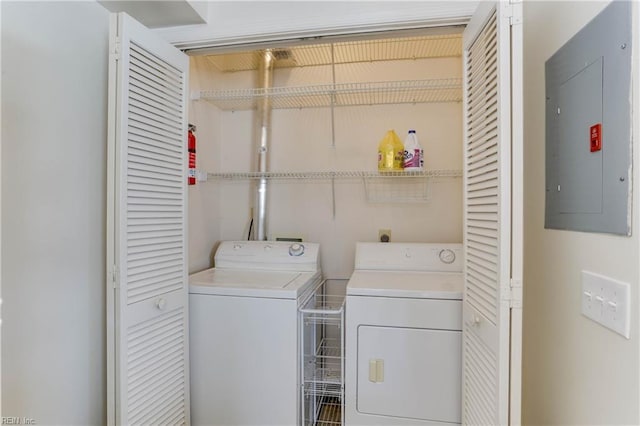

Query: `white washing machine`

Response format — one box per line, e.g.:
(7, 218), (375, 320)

(345, 243), (463, 426)
(189, 240), (322, 426)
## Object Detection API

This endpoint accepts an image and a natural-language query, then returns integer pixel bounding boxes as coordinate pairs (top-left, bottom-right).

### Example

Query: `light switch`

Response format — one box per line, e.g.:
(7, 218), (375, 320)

(581, 271), (630, 338)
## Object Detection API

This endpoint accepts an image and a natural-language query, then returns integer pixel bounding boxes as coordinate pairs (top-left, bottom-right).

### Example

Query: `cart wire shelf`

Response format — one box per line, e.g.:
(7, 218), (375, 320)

(304, 379), (343, 396)
(300, 291), (345, 425)
(314, 337), (342, 360)
(304, 361), (342, 385)
(311, 396), (342, 426)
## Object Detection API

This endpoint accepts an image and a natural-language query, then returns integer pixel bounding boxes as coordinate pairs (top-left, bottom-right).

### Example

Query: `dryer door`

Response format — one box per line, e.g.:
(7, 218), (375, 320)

(357, 326), (462, 423)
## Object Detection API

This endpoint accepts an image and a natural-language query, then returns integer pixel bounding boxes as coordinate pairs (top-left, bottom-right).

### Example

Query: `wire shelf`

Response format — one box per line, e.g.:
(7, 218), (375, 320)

(197, 78), (462, 110)
(305, 363), (342, 383)
(207, 169), (462, 181)
(303, 381), (343, 397)
(300, 284), (345, 426)
(204, 34), (462, 72)
(312, 397), (342, 426)
(303, 338), (342, 372)
(364, 174), (432, 203)
(315, 338), (342, 360)
(302, 338), (341, 367)
(208, 170), (460, 204)
(300, 295), (345, 315)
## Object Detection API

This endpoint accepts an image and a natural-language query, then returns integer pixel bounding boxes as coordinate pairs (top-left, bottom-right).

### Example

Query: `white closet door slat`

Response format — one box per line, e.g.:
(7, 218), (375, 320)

(128, 62), (182, 103)
(129, 118), (183, 144)
(467, 205), (499, 215)
(130, 43), (184, 86)
(467, 232), (498, 246)
(129, 145), (183, 167)
(128, 237), (182, 249)
(107, 12), (190, 426)
(130, 54), (183, 94)
(467, 135), (498, 158)
(129, 85), (180, 115)
(129, 112), (182, 140)
(129, 125), (185, 151)
(463, 329), (498, 421)
(462, 1), (521, 424)
(126, 307), (186, 425)
(468, 160), (498, 177)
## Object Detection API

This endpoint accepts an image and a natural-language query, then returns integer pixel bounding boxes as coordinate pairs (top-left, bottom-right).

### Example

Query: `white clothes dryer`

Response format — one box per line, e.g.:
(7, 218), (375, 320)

(189, 241), (321, 426)
(345, 243), (463, 426)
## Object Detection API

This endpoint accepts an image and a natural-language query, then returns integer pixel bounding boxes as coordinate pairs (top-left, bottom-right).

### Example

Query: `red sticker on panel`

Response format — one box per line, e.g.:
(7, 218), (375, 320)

(590, 123), (602, 152)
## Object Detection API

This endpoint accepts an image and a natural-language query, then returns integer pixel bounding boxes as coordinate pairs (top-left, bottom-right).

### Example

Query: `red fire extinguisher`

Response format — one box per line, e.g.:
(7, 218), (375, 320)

(188, 124), (196, 185)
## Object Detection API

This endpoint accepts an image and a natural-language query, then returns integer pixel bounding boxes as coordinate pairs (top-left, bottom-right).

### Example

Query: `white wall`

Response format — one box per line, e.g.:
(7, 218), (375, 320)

(156, 1), (478, 49)
(188, 56), (223, 273)
(522, 1), (640, 424)
(198, 53), (463, 278)
(1, 2), (109, 424)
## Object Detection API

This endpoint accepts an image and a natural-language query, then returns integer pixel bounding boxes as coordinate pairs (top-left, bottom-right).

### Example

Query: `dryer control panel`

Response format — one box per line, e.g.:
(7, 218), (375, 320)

(354, 243), (463, 272)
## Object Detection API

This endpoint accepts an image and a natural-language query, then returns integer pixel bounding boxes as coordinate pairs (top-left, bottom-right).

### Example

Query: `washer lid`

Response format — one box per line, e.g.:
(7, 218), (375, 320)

(346, 270), (462, 299)
(189, 268), (320, 299)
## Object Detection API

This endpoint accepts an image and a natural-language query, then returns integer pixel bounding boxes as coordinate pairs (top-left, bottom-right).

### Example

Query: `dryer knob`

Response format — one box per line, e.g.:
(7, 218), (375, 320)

(439, 249), (456, 264)
(289, 243), (305, 256)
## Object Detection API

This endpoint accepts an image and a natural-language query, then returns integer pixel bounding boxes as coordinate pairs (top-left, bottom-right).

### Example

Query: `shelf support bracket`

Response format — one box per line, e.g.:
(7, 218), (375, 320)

(330, 43), (337, 148)
(331, 175), (336, 220)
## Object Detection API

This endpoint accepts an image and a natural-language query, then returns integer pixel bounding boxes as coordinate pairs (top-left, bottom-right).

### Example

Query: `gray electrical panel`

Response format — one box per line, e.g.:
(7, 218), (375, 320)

(545, 1), (632, 235)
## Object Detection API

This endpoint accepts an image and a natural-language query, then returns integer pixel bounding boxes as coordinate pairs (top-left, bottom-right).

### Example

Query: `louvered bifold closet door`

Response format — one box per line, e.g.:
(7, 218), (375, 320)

(107, 13), (190, 426)
(462, 2), (517, 425)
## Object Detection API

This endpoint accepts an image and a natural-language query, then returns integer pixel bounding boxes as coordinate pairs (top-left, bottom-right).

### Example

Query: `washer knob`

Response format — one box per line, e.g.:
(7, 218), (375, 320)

(289, 243), (305, 256)
(439, 249), (456, 264)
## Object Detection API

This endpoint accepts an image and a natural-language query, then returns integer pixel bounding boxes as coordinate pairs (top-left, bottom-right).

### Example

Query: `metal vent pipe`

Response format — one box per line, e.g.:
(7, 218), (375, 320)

(255, 49), (275, 240)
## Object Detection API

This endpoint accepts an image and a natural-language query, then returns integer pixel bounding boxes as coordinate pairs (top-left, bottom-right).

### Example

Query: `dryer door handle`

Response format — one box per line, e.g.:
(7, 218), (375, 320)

(369, 359), (384, 383)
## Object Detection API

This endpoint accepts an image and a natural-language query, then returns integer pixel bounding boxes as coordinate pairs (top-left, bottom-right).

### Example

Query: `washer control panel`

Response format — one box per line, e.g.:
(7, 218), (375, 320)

(215, 241), (320, 271)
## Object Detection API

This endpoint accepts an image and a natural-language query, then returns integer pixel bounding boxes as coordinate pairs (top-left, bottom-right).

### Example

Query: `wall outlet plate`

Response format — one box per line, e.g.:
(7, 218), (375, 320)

(581, 270), (630, 339)
(378, 229), (391, 243)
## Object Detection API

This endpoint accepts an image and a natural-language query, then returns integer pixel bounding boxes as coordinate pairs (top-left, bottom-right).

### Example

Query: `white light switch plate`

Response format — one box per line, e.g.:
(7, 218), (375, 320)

(581, 271), (630, 339)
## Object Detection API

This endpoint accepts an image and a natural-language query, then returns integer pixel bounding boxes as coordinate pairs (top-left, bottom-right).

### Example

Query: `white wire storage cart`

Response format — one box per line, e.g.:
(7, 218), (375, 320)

(299, 284), (345, 426)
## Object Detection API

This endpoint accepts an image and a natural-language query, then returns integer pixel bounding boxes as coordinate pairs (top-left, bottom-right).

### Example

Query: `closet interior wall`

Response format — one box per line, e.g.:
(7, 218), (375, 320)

(189, 38), (464, 280)
(188, 56), (223, 273)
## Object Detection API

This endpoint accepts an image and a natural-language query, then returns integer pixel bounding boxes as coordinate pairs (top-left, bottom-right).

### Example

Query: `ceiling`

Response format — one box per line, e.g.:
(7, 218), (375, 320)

(98, 0), (207, 28)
